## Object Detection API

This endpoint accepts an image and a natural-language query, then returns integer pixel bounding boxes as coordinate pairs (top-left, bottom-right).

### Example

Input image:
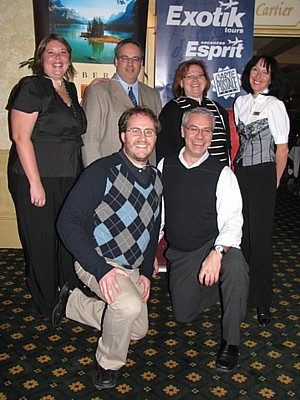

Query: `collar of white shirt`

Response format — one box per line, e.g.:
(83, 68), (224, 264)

(179, 147), (210, 169)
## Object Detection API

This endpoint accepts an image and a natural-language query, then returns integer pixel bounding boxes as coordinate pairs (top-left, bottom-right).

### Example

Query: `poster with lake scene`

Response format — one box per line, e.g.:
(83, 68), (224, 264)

(49, 0), (148, 64)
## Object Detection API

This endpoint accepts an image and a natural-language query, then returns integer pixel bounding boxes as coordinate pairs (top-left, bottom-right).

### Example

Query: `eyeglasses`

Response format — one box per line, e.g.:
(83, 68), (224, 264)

(183, 73), (205, 80)
(118, 55), (141, 63)
(184, 125), (213, 135)
(126, 128), (156, 137)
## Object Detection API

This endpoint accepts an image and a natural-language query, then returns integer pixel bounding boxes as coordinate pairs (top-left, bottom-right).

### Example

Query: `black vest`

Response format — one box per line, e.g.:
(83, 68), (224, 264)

(162, 153), (224, 252)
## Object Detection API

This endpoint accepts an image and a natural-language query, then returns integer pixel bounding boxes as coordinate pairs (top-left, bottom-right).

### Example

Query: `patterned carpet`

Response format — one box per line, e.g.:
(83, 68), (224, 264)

(0, 189), (299, 400)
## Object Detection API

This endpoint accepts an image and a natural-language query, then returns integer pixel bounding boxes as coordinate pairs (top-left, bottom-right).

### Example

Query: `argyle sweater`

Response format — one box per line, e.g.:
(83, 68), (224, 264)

(57, 151), (162, 281)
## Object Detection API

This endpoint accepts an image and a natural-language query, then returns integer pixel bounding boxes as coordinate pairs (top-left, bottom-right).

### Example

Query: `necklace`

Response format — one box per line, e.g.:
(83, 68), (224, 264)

(44, 75), (63, 86)
(44, 76), (77, 119)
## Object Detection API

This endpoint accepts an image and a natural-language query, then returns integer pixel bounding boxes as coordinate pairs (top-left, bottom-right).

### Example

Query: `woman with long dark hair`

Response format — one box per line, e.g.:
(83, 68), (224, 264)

(234, 55), (289, 326)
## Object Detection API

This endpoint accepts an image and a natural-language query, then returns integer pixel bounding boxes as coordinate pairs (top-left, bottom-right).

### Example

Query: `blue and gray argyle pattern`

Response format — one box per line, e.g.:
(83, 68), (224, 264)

(93, 164), (162, 268)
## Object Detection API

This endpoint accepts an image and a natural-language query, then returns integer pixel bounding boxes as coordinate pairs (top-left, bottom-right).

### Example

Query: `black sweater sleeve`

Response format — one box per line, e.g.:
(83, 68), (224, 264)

(156, 100), (184, 163)
(57, 160), (113, 282)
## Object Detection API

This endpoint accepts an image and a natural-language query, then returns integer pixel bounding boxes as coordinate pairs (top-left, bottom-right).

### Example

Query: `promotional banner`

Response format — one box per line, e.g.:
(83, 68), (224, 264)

(155, 0), (255, 109)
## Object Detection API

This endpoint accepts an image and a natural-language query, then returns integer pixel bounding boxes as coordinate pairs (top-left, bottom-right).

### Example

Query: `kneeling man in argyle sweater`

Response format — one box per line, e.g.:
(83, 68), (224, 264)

(52, 107), (162, 390)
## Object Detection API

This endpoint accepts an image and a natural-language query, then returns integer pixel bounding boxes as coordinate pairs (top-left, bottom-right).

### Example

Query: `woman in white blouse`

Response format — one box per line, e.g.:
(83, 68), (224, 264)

(234, 55), (289, 327)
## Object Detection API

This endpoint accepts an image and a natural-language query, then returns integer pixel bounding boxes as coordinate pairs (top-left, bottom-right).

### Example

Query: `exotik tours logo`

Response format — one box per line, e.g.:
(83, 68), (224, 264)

(167, 0), (245, 60)
(166, 0), (245, 30)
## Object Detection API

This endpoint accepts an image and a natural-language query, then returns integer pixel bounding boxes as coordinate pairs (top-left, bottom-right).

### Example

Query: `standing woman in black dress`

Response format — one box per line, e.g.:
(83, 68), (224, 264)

(7, 34), (87, 319)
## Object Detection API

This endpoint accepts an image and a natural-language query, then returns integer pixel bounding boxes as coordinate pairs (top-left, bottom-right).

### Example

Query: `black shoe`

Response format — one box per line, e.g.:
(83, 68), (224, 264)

(215, 339), (239, 372)
(257, 308), (271, 326)
(52, 282), (73, 328)
(92, 363), (117, 390)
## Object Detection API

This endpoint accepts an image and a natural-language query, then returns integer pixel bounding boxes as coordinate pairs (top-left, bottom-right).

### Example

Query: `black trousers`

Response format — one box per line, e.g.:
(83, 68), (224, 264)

(235, 163), (277, 309)
(8, 171), (80, 318)
(166, 240), (249, 345)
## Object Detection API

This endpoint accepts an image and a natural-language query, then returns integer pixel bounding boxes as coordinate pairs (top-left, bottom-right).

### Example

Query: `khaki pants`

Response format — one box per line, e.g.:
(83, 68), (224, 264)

(66, 261), (148, 370)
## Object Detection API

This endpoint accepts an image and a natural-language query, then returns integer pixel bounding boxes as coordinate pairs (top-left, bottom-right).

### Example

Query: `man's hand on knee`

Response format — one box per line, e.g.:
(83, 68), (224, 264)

(136, 275), (151, 304)
(99, 268), (130, 304)
(199, 250), (222, 286)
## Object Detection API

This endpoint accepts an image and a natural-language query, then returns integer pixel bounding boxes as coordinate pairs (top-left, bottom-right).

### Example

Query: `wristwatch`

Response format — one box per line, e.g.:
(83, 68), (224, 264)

(214, 245), (225, 255)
